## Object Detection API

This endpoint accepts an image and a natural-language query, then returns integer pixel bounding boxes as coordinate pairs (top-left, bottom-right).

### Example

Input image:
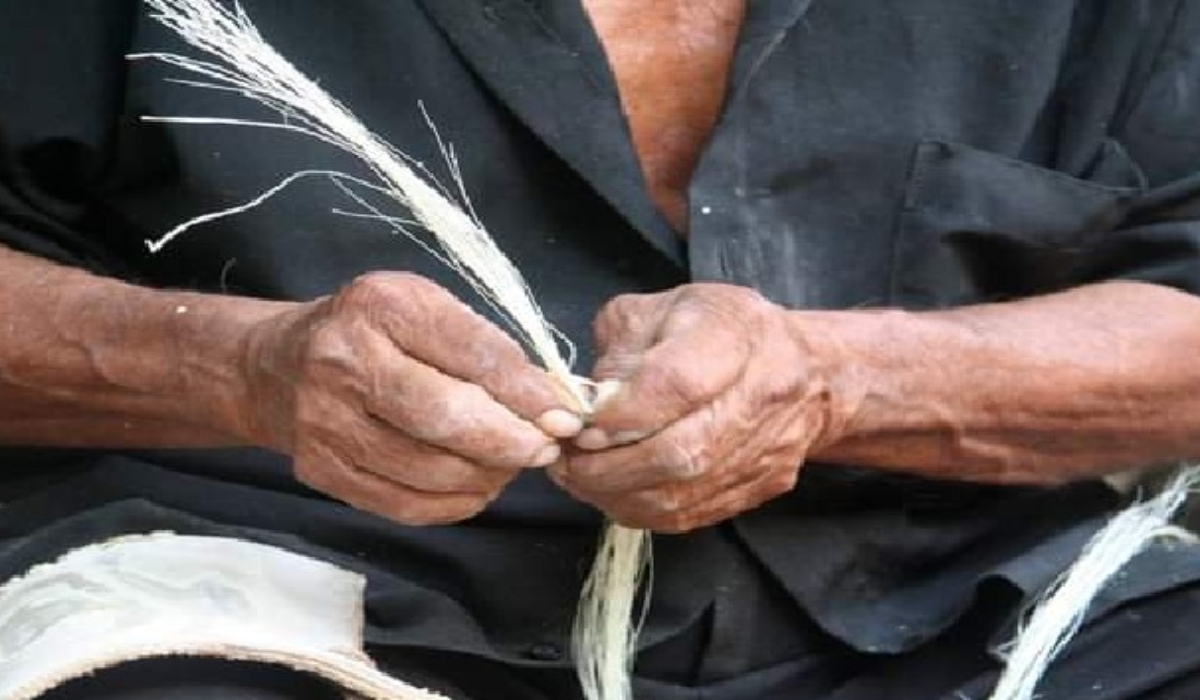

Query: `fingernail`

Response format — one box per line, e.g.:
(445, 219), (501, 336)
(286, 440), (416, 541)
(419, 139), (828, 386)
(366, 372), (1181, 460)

(537, 409), (585, 439)
(531, 443), (561, 467)
(575, 428), (610, 451)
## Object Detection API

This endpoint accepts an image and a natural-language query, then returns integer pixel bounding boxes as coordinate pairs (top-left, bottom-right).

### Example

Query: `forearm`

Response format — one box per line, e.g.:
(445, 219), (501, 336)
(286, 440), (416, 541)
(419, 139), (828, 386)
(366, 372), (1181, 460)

(804, 281), (1200, 484)
(0, 245), (291, 448)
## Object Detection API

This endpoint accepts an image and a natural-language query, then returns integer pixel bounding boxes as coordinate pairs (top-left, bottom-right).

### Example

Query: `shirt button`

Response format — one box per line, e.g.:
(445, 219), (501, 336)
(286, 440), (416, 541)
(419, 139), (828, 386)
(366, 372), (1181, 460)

(523, 642), (564, 662)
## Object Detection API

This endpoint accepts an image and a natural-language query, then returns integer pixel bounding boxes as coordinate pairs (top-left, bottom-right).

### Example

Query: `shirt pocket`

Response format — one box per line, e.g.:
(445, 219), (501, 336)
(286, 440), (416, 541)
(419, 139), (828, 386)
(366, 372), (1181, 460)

(890, 140), (1143, 308)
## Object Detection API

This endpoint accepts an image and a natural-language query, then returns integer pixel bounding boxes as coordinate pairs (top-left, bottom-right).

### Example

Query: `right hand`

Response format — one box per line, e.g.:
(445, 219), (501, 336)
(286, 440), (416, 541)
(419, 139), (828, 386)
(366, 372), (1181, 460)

(236, 272), (582, 525)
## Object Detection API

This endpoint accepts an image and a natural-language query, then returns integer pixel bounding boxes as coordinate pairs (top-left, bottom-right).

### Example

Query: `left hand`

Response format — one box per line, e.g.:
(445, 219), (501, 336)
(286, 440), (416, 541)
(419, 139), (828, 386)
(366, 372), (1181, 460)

(550, 283), (842, 533)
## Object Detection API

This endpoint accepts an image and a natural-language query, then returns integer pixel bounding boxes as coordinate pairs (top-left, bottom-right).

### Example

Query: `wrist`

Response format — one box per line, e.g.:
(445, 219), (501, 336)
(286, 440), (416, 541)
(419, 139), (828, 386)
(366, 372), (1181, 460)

(783, 307), (911, 456)
(787, 307), (998, 477)
(63, 281), (297, 445)
(164, 291), (299, 445)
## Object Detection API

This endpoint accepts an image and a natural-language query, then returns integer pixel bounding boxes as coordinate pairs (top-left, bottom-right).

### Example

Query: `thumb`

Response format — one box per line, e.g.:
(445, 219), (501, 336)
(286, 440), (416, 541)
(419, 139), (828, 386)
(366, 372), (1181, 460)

(590, 292), (673, 383)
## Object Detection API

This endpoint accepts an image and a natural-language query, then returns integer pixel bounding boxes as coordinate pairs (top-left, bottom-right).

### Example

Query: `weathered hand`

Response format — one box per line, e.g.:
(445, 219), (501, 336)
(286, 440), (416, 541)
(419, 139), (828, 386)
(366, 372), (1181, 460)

(551, 284), (839, 533)
(237, 272), (582, 525)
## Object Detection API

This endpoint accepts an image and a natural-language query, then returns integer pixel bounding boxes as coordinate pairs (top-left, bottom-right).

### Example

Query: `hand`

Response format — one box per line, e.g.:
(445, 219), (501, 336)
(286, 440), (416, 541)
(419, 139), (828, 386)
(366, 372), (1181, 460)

(550, 284), (839, 533)
(237, 272), (583, 525)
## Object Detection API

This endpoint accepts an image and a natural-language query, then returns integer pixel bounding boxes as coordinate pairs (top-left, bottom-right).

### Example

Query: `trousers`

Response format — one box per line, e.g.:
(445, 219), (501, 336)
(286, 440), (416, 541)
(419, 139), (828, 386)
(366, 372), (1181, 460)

(41, 575), (1200, 700)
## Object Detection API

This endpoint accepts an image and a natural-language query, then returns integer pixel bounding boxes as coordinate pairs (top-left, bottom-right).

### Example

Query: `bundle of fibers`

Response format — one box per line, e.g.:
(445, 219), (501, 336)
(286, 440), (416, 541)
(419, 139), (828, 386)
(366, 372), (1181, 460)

(986, 464), (1200, 700)
(131, 2), (650, 700)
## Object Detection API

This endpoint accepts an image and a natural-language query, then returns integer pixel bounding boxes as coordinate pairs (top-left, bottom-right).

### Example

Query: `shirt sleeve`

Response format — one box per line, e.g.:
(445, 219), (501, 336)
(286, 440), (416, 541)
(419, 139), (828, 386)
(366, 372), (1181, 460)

(0, 0), (138, 274)
(1094, 0), (1200, 294)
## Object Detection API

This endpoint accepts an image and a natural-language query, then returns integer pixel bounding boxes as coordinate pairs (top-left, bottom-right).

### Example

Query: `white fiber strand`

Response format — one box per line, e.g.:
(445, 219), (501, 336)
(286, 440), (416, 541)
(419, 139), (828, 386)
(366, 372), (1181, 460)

(574, 524), (653, 700)
(987, 464), (1200, 700)
(134, 3), (651, 700)
(131, 0), (580, 403)
(146, 168), (391, 253)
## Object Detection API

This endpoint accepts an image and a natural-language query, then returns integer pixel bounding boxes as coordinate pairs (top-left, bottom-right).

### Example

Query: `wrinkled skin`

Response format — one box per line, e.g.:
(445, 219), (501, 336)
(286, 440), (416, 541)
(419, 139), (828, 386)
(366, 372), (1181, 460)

(239, 273), (833, 532)
(238, 271), (582, 525)
(5, 247), (1200, 531)
(551, 283), (837, 533)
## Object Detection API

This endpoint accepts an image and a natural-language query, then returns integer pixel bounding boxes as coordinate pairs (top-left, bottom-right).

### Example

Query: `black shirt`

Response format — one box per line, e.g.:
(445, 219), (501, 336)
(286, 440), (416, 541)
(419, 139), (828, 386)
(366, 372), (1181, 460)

(2, 0), (1200, 676)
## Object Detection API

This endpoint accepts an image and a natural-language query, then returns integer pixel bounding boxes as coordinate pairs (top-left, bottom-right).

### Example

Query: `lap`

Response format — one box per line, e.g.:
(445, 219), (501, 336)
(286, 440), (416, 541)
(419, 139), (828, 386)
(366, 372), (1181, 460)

(30, 582), (1200, 700)
(892, 543), (1200, 700)
(954, 581), (1200, 700)
(687, 554), (1200, 700)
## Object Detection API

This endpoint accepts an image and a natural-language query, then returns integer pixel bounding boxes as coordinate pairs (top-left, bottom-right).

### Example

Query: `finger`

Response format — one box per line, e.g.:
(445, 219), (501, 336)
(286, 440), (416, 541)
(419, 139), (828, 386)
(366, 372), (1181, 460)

(562, 381), (783, 494)
(556, 404), (808, 528)
(342, 273), (582, 435)
(295, 442), (492, 526)
(352, 415), (518, 494)
(556, 406), (724, 494)
(582, 308), (749, 448)
(605, 464), (799, 533)
(308, 327), (558, 469)
(663, 465), (799, 532)
(591, 292), (674, 379)
(355, 332), (562, 469)
(295, 392), (519, 493)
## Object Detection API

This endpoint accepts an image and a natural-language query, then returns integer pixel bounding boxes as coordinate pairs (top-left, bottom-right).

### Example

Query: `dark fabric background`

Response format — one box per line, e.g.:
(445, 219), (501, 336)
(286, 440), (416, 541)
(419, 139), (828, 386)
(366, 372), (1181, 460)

(2, 1), (1200, 696)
